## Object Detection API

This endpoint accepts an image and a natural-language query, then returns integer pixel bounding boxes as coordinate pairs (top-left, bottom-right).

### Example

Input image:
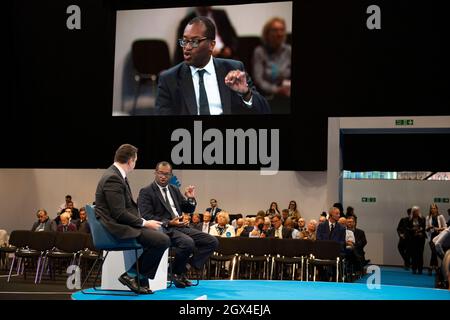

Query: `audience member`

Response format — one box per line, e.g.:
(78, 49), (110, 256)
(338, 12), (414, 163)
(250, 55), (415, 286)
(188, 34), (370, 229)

(332, 202), (345, 218)
(266, 214), (292, 239)
(241, 216), (266, 238)
(299, 219), (317, 240)
(345, 206), (355, 218)
(206, 198), (222, 222)
(173, 6), (238, 64)
(346, 215), (368, 269)
(56, 212), (77, 232)
(31, 209), (53, 232)
(209, 211), (235, 237)
(318, 215), (327, 224)
(281, 209), (289, 223)
(447, 209), (450, 227)
(316, 207), (346, 247)
(407, 206), (426, 274)
(425, 203), (447, 275)
(284, 217), (299, 238)
(57, 194), (77, 212)
(287, 200), (301, 219)
(338, 217), (355, 249)
(433, 226), (450, 259)
(266, 201), (280, 217)
(397, 208), (412, 269)
(297, 218), (306, 233)
(253, 17), (291, 114)
(235, 218), (246, 237)
(189, 213), (202, 230)
(77, 207), (90, 233)
(200, 211), (214, 234)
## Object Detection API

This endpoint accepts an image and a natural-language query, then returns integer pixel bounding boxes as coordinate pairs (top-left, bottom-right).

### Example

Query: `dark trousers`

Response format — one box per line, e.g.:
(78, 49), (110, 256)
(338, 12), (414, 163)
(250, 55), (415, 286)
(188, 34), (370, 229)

(398, 238), (411, 267)
(134, 228), (171, 278)
(429, 240), (439, 267)
(409, 237), (425, 273)
(168, 226), (218, 274)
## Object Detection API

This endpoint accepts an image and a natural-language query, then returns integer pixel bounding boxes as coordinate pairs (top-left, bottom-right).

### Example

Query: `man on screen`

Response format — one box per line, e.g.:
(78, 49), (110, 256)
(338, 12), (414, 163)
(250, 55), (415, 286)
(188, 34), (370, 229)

(156, 16), (271, 115)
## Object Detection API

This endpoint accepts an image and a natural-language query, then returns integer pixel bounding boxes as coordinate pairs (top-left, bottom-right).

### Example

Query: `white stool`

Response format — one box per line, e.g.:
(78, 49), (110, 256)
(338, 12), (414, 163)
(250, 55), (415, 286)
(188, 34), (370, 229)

(101, 248), (168, 292)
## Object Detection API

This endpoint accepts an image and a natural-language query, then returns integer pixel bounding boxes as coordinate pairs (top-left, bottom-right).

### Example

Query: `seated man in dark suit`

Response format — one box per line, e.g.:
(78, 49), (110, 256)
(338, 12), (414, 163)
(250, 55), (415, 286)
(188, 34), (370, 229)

(31, 209), (53, 232)
(77, 207), (91, 234)
(315, 207), (346, 281)
(266, 214), (292, 239)
(156, 16), (270, 115)
(346, 215), (368, 270)
(316, 207), (346, 245)
(95, 144), (170, 294)
(138, 161), (218, 288)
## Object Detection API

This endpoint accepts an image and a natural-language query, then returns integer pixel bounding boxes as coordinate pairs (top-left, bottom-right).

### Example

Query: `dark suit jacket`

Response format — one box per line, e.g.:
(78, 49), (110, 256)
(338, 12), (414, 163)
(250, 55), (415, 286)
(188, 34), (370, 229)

(352, 228), (367, 258)
(31, 219), (53, 232)
(174, 9), (238, 64)
(95, 165), (143, 240)
(77, 220), (91, 234)
(206, 207), (222, 222)
(56, 223), (77, 232)
(316, 220), (346, 245)
(138, 181), (196, 231)
(266, 226), (292, 239)
(156, 58), (271, 115)
(397, 216), (410, 239)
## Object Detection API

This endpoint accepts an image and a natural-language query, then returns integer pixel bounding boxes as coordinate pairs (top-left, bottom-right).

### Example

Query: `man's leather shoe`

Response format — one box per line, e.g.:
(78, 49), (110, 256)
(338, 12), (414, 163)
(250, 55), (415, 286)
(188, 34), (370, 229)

(181, 274), (193, 287)
(172, 274), (186, 288)
(139, 278), (153, 294)
(118, 273), (151, 294)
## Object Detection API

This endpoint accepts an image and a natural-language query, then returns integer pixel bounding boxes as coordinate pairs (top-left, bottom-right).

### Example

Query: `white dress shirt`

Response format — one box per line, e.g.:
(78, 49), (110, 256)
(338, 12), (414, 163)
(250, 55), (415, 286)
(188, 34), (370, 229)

(155, 183), (180, 217)
(190, 57), (223, 115)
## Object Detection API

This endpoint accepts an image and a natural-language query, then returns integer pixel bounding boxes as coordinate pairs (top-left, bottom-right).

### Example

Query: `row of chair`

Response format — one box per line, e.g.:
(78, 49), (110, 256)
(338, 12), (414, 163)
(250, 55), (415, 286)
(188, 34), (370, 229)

(208, 237), (344, 282)
(2, 230), (98, 284)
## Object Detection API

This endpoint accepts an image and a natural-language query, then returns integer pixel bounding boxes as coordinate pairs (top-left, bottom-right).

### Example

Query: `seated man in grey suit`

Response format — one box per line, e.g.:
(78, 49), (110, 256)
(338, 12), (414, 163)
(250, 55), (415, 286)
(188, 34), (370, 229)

(156, 16), (271, 115)
(138, 161), (218, 288)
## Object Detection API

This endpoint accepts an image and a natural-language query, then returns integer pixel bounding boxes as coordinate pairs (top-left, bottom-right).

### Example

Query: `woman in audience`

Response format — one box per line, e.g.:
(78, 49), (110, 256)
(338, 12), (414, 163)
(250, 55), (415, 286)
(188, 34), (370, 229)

(266, 202), (280, 217)
(407, 206), (426, 274)
(209, 211), (235, 237)
(425, 203), (447, 275)
(252, 17), (291, 114)
(287, 200), (301, 219)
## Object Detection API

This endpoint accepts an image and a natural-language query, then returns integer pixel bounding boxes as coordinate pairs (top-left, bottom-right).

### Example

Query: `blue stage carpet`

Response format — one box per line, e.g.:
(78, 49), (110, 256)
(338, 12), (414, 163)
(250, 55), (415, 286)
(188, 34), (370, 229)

(355, 266), (435, 288)
(72, 279), (450, 300)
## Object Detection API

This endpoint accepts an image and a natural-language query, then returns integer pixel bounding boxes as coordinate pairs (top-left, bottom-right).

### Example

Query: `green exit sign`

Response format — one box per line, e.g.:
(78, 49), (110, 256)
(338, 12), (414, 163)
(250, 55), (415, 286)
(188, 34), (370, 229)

(362, 197), (377, 203)
(434, 197), (450, 203)
(395, 119), (414, 126)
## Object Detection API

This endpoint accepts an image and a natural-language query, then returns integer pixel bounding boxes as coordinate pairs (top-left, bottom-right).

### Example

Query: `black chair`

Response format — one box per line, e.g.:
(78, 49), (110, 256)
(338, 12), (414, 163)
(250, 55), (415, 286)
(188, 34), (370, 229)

(236, 36), (261, 79)
(1, 230), (29, 271)
(236, 237), (271, 280)
(8, 231), (55, 284)
(270, 239), (312, 280)
(207, 237), (239, 280)
(40, 232), (87, 282)
(78, 234), (101, 282)
(81, 204), (144, 296)
(130, 39), (171, 115)
(308, 240), (343, 282)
